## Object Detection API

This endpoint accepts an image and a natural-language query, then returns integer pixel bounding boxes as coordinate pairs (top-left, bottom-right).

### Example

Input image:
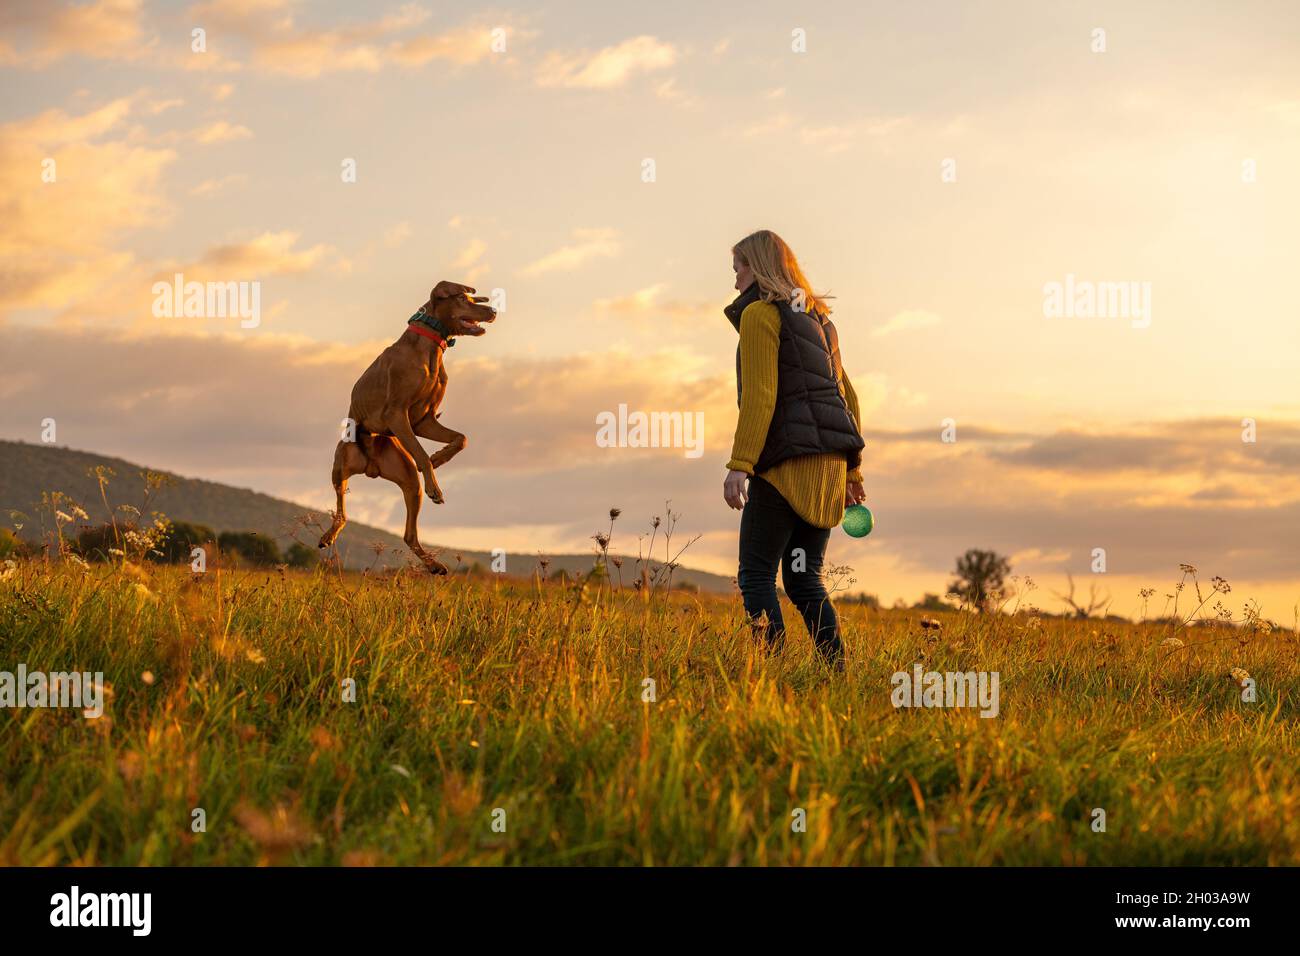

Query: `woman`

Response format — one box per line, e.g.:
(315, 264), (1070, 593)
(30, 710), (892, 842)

(722, 230), (866, 668)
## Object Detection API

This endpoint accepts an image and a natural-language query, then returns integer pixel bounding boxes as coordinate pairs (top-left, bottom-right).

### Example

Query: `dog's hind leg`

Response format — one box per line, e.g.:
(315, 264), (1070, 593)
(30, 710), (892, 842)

(373, 437), (448, 575)
(319, 440), (367, 550)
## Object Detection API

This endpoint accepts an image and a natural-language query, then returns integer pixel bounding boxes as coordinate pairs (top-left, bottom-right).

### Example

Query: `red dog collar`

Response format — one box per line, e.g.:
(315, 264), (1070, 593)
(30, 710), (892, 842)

(407, 322), (449, 350)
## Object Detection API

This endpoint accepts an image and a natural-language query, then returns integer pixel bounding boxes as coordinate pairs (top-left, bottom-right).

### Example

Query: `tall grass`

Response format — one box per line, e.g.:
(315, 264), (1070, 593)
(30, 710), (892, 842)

(1, 559), (1296, 865)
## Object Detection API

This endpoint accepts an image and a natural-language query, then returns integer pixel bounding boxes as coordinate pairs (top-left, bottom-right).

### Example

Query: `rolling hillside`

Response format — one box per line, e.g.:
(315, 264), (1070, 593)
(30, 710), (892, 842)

(0, 440), (736, 590)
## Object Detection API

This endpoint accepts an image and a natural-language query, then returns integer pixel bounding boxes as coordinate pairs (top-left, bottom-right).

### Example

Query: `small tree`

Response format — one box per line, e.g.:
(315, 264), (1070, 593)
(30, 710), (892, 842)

(74, 524), (120, 561)
(155, 521), (217, 564)
(218, 531), (283, 567)
(1052, 572), (1110, 619)
(949, 549), (1011, 612)
(912, 592), (948, 612)
(285, 542), (319, 569)
(0, 528), (23, 559)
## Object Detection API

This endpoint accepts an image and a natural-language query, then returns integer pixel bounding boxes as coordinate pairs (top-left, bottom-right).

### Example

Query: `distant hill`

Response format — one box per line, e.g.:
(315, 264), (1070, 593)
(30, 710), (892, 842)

(0, 440), (736, 591)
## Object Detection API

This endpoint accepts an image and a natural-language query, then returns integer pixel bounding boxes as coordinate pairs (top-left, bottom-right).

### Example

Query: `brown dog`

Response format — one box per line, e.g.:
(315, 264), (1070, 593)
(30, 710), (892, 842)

(318, 281), (496, 574)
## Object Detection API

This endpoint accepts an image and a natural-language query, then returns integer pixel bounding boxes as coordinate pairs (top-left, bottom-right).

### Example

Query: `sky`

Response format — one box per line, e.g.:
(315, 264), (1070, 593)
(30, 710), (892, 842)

(2, 0), (1299, 620)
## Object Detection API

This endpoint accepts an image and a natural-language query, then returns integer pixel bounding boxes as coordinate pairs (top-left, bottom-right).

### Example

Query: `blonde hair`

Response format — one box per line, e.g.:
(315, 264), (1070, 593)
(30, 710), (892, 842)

(732, 229), (833, 317)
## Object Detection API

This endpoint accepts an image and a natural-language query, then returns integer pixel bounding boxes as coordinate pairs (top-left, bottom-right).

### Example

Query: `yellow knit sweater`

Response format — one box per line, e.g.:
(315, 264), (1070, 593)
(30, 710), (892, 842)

(726, 300), (865, 530)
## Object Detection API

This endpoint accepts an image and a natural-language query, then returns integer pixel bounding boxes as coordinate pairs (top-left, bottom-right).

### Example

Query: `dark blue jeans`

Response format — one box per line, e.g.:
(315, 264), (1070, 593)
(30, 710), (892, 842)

(737, 475), (843, 667)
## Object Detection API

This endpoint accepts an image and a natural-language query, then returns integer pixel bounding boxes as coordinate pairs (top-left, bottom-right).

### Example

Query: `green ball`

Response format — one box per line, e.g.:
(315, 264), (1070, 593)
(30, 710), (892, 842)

(842, 504), (874, 538)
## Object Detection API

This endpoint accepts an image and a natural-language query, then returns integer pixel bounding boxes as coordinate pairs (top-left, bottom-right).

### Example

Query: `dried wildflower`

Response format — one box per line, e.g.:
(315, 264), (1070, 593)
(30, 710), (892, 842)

(1160, 637), (1184, 648)
(1229, 667), (1251, 688)
(610, 508), (621, 520)
(117, 751), (144, 783)
(233, 802), (313, 860)
(920, 617), (942, 631)
(309, 726), (339, 751)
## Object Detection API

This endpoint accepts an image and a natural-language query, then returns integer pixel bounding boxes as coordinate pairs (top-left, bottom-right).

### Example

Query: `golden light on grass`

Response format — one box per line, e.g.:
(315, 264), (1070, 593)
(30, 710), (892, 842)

(0, 555), (1295, 865)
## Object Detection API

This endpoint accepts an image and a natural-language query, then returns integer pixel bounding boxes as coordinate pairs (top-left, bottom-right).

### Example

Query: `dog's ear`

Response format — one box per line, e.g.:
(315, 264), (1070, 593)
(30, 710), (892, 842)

(431, 281), (476, 300)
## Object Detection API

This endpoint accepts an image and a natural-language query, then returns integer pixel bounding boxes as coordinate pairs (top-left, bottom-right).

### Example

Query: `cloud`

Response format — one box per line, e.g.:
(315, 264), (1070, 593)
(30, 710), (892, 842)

(185, 0), (514, 77)
(893, 386), (928, 409)
(4, 324), (1300, 592)
(446, 238), (490, 284)
(595, 285), (664, 312)
(872, 310), (942, 337)
(653, 77), (698, 108)
(741, 113), (908, 153)
(0, 94), (340, 323)
(384, 221), (412, 249)
(0, 98), (174, 312)
(450, 238), (487, 271)
(145, 98), (185, 116)
(191, 120), (254, 144)
(190, 173), (248, 197)
(536, 35), (676, 89)
(0, 325), (736, 483)
(0, 0), (153, 67)
(986, 427), (1218, 473)
(388, 23), (508, 68)
(182, 230), (336, 277)
(593, 284), (716, 322)
(518, 228), (620, 277)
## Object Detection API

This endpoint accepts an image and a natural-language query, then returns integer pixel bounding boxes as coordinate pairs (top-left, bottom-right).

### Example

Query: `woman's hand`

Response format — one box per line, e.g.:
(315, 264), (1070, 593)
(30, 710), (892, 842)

(845, 479), (866, 507)
(724, 469), (749, 510)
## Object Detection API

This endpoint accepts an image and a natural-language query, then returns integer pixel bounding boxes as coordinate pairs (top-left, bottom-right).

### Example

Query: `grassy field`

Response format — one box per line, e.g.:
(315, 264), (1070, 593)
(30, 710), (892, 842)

(1, 559), (1297, 866)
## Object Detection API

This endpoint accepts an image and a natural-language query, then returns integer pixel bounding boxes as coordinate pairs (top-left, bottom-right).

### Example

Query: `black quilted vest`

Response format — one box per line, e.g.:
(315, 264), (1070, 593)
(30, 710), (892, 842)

(724, 282), (865, 474)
